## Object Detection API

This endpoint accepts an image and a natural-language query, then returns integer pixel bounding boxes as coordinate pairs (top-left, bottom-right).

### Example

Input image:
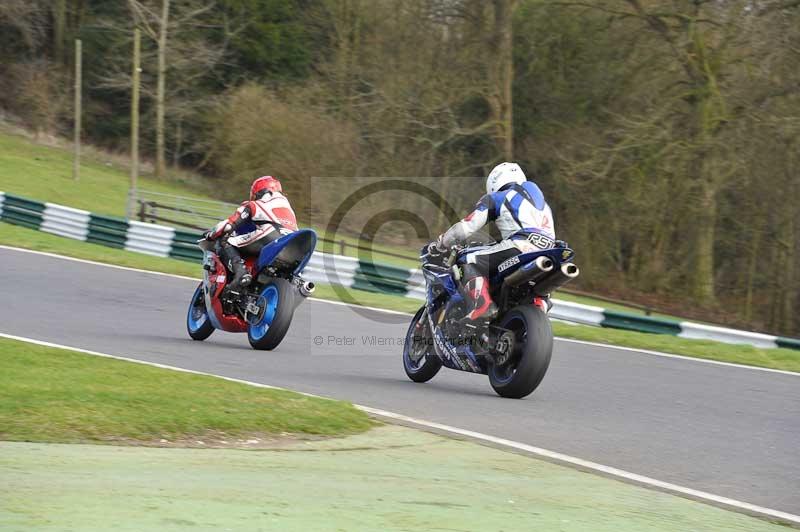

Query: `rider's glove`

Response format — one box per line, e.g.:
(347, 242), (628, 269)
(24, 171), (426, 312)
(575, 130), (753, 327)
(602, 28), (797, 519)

(555, 239), (569, 249)
(205, 220), (231, 241)
(427, 240), (447, 258)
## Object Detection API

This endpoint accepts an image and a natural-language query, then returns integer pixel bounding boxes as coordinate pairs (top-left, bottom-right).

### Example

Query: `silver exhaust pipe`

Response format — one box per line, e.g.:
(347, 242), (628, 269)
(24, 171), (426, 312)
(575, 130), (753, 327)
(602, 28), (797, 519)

(503, 256), (555, 287)
(533, 263), (580, 296)
(299, 281), (315, 298)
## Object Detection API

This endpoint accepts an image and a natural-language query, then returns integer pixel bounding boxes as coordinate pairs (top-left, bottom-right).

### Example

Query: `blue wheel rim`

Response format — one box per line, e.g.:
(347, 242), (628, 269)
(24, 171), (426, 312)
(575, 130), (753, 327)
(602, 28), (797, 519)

(403, 314), (429, 372)
(249, 284), (280, 340)
(187, 285), (208, 332)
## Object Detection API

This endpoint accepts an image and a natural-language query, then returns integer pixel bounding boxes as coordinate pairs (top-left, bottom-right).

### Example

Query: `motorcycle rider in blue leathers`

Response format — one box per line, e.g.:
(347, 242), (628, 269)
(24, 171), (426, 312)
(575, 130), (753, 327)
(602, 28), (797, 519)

(431, 162), (562, 322)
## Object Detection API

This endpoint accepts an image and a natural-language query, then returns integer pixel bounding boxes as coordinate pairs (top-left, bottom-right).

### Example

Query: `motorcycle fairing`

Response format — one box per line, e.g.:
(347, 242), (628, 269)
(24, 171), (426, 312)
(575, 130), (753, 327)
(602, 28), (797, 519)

(421, 264), (460, 296)
(256, 229), (317, 275)
(456, 244), (574, 282)
(202, 252), (248, 333)
(424, 272), (486, 374)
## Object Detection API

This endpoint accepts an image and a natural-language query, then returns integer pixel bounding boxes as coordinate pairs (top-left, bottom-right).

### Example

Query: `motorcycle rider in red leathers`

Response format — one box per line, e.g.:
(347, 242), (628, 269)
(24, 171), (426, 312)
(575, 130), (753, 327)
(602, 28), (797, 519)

(204, 176), (298, 290)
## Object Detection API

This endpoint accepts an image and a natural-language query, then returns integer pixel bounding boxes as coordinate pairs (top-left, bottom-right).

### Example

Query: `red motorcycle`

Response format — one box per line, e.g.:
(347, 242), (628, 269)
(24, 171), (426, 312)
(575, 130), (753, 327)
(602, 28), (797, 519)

(186, 229), (316, 350)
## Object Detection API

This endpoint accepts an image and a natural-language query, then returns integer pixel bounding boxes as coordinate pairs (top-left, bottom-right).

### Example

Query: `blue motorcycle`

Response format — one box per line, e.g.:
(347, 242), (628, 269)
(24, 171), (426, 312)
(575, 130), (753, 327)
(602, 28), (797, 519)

(187, 229), (317, 350)
(403, 241), (579, 398)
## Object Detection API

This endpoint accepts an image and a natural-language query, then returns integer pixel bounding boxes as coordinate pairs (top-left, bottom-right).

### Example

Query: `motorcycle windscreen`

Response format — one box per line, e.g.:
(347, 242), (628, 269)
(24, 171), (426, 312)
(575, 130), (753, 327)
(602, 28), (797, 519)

(256, 229), (317, 275)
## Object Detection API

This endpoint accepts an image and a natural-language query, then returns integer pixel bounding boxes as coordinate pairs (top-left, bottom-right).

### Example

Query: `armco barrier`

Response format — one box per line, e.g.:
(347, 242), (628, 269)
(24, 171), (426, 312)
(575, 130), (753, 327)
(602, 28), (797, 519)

(305, 252), (359, 288)
(87, 214), (129, 248)
(407, 270), (427, 300)
(678, 322), (779, 349)
(1, 190), (798, 351)
(353, 261), (412, 295)
(602, 310), (682, 335)
(551, 301), (606, 326)
(0, 194), (44, 230)
(125, 220), (175, 257)
(170, 228), (204, 262)
(777, 337), (800, 350)
(41, 203), (90, 241)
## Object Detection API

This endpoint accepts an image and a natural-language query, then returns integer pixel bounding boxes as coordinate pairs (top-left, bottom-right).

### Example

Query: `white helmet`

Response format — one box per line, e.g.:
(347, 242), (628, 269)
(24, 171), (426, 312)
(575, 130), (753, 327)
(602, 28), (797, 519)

(486, 162), (526, 195)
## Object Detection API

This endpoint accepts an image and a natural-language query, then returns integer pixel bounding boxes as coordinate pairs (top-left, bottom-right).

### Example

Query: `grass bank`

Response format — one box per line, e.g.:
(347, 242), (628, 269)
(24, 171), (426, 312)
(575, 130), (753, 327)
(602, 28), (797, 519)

(1, 426), (785, 532)
(0, 131), (210, 217)
(0, 337), (373, 445)
(551, 323), (800, 372)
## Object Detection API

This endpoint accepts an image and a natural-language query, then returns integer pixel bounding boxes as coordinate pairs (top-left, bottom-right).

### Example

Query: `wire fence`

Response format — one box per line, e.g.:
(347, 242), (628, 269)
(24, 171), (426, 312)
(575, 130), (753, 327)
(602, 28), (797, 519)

(135, 190), (235, 231)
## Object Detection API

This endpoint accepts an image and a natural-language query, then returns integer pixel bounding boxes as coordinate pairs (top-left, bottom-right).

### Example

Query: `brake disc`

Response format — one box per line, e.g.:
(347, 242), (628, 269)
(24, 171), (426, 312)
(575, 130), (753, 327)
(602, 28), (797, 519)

(493, 331), (515, 367)
(244, 295), (267, 325)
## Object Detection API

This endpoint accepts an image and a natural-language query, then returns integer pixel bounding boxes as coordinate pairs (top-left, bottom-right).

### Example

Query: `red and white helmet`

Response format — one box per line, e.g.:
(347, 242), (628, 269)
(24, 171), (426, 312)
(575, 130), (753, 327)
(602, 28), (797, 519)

(250, 175), (282, 200)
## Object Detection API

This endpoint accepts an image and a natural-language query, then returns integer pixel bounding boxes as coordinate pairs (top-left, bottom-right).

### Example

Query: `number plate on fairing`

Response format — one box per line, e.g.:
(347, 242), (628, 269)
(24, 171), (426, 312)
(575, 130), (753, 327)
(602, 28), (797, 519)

(527, 233), (555, 249)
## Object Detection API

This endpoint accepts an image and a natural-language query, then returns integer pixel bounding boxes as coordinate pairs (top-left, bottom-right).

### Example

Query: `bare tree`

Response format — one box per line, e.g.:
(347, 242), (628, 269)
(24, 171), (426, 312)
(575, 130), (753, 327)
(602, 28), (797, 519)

(486, 0), (517, 160)
(125, 0), (216, 177)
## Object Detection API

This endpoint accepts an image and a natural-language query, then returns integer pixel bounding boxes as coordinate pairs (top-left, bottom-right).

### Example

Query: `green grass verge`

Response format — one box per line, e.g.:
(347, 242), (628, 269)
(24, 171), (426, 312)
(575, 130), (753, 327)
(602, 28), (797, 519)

(0, 129), (421, 268)
(1, 221), (797, 372)
(0, 337), (374, 444)
(0, 221), (202, 278)
(551, 323), (800, 373)
(0, 131), (211, 217)
(553, 291), (684, 321)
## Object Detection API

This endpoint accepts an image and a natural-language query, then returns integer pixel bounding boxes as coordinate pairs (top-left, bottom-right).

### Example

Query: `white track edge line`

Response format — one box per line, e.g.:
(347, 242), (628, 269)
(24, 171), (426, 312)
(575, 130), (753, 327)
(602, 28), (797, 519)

(0, 244), (199, 282)
(0, 245), (411, 317)
(1, 330), (797, 526)
(2, 244), (798, 376)
(554, 337), (800, 377)
(356, 405), (800, 525)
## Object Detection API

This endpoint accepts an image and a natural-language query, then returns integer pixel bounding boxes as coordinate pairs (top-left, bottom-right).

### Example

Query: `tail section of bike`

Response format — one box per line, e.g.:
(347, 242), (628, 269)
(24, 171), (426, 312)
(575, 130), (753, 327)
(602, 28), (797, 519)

(245, 229), (317, 350)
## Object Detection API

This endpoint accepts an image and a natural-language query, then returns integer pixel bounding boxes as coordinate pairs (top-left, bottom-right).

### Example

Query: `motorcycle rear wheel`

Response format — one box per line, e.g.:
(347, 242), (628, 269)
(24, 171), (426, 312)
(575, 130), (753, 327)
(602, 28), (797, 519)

(403, 306), (442, 382)
(488, 305), (552, 399)
(247, 278), (295, 350)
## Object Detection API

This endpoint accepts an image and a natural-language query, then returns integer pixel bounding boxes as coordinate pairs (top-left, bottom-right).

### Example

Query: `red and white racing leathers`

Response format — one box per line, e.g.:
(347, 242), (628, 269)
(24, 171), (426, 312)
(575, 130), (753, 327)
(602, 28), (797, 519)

(210, 191), (298, 252)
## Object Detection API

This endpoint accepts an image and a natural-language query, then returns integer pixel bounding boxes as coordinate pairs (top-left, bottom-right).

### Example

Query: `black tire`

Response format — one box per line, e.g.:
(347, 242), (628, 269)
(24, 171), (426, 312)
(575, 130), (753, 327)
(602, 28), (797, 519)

(187, 283), (215, 341)
(488, 305), (553, 399)
(403, 306), (442, 382)
(247, 278), (295, 350)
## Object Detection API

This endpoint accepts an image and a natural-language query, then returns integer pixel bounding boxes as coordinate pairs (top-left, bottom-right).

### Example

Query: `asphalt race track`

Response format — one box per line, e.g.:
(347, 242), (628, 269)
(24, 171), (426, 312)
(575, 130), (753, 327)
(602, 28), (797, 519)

(2, 246), (799, 515)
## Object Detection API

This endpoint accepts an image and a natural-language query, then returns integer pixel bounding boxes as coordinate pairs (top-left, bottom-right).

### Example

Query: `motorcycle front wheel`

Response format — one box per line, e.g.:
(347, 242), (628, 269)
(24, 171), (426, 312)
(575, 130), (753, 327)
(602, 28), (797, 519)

(247, 278), (295, 350)
(403, 306), (442, 382)
(187, 283), (215, 341)
(488, 305), (553, 399)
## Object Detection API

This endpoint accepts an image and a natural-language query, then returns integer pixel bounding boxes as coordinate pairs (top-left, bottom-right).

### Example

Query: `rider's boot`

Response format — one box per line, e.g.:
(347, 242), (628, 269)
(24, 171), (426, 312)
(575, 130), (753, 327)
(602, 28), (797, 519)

(461, 275), (498, 323)
(221, 244), (252, 290)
